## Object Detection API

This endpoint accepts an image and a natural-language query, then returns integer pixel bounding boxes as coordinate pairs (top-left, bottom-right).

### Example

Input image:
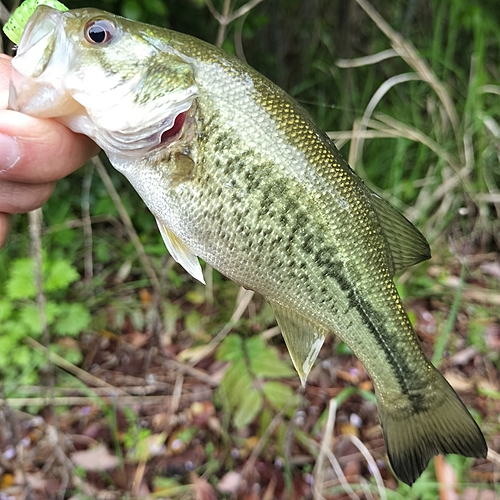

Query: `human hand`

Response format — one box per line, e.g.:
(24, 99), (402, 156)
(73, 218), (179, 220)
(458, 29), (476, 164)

(0, 54), (100, 247)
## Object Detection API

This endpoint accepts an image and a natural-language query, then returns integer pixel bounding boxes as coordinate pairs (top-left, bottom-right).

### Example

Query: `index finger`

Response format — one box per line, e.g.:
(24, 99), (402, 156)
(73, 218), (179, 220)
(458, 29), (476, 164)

(0, 109), (100, 183)
(0, 54), (100, 183)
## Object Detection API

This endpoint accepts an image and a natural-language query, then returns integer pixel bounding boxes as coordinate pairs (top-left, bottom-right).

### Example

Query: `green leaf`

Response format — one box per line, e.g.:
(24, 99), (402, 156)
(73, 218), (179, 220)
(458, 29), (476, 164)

(247, 336), (295, 379)
(18, 304), (43, 336)
(263, 381), (299, 412)
(122, 0), (142, 20)
(45, 301), (63, 325)
(175, 427), (196, 444)
(53, 303), (91, 336)
(217, 334), (243, 362)
(186, 289), (206, 305)
(145, 0), (167, 16)
(153, 477), (190, 496)
(6, 258), (36, 300)
(61, 347), (82, 365)
(184, 309), (203, 335)
(233, 388), (262, 429)
(44, 259), (79, 292)
(221, 360), (252, 408)
(0, 299), (13, 322)
(128, 431), (165, 462)
(163, 302), (181, 334)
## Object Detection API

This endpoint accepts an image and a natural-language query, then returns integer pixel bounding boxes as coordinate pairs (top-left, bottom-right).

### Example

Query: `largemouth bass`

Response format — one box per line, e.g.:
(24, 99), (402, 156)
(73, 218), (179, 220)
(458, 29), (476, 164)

(8, 6), (487, 484)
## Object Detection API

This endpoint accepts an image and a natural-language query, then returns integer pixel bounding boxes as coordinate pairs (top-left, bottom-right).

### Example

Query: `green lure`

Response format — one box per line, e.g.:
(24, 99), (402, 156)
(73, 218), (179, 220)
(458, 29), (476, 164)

(3, 0), (68, 45)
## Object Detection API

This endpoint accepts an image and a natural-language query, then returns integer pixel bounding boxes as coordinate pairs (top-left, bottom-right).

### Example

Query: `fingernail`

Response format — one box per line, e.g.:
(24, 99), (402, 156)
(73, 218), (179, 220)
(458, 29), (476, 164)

(0, 133), (21, 172)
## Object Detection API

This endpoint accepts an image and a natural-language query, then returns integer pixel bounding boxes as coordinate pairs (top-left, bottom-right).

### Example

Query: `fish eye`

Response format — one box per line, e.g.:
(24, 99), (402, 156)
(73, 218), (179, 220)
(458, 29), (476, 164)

(84, 19), (116, 45)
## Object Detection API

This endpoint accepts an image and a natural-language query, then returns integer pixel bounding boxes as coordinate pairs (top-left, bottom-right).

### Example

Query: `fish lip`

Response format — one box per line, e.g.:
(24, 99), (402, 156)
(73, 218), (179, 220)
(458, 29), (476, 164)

(14, 6), (63, 76)
(9, 6), (75, 117)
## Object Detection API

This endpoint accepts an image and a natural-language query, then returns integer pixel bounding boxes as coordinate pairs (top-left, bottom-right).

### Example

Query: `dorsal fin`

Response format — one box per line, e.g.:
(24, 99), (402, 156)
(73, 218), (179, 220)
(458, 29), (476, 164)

(270, 301), (327, 386)
(369, 193), (431, 275)
(155, 218), (205, 284)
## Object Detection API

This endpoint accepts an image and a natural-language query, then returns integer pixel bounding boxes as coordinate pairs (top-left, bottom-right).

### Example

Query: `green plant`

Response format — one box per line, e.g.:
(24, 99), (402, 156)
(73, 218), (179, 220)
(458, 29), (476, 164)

(0, 256), (90, 394)
(216, 334), (300, 429)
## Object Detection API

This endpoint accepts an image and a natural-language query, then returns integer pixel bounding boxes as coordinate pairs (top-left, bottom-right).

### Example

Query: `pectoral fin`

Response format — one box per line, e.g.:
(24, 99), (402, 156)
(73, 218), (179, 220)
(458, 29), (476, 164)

(156, 218), (205, 284)
(270, 302), (327, 386)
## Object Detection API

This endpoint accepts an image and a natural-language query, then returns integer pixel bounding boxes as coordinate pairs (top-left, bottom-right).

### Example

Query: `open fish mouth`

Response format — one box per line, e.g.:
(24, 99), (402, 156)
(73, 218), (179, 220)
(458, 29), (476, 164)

(9, 6), (77, 118)
(13, 6), (60, 78)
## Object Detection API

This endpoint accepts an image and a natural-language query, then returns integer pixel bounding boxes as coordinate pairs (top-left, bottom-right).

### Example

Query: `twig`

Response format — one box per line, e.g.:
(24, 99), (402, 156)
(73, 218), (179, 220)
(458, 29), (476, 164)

(240, 401), (291, 483)
(131, 459), (147, 497)
(434, 454), (458, 500)
(1, 392), (213, 407)
(336, 49), (398, 68)
(479, 84), (500, 96)
(260, 325), (281, 340)
(296, 429), (360, 500)
(81, 163), (95, 281)
(94, 157), (165, 378)
(0, 0), (10, 25)
(206, 0), (265, 47)
(24, 336), (130, 396)
(93, 156), (161, 294)
(348, 72), (422, 173)
(323, 448), (360, 500)
(215, 0), (231, 47)
(188, 288), (254, 366)
(234, 14), (248, 63)
(28, 209), (56, 404)
(226, 0), (264, 25)
(313, 398), (337, 498)
(347, 435), (387, 500)
(312, 399), (358, 500)
(354, 0), (459, 135)
(369, 114), (463, 173)
(15, 384), (170, 396)
(487, 448), (500, 466)
(328, 129), (400, 140)
(169, 372), (184, 415)
(165, 359), (220, 387)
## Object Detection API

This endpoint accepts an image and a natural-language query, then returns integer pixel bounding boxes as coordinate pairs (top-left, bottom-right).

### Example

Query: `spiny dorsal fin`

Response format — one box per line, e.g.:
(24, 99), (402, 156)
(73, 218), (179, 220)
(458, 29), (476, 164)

(270, 301), (327, 386)
(369, 193), (431, 275)
(155, 218), (206, 284)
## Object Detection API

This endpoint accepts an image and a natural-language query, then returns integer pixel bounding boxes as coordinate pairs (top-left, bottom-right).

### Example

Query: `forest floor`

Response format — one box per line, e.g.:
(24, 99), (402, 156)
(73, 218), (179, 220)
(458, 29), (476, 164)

(0, 251), (499, 500)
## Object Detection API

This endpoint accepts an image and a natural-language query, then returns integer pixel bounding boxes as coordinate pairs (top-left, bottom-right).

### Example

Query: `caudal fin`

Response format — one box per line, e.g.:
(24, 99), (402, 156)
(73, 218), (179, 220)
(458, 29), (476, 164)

(378, 370), (487, 485)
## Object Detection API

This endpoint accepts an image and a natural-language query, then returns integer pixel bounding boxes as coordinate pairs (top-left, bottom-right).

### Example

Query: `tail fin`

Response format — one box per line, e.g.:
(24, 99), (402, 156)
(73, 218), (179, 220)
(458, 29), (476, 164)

(378, 369), (487, 485)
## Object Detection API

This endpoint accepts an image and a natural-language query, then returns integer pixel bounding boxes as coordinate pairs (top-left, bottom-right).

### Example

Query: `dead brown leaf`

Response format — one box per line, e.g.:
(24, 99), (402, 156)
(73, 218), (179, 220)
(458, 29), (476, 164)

(444, 371), (474, 392)
(71, 444), (119, 471)
(217, 470), (242, 494)
(191, 472), (217, 500)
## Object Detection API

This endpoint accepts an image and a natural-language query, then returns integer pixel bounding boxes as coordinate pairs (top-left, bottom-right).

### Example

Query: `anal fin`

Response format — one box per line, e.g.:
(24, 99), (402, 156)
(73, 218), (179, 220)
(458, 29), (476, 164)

(156, 218), (205, 284)
(270, 302), (327, 386)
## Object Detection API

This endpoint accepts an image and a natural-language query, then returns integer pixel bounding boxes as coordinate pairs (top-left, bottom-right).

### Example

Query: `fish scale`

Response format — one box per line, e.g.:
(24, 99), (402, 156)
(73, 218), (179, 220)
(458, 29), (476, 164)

(8, 5), (487, 485)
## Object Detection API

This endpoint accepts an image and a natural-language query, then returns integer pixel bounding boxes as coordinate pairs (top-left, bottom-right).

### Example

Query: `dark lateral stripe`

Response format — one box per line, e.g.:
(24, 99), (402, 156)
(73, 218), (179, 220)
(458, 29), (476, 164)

(274, 191), (422, 407)
(311, 242), (423, 407)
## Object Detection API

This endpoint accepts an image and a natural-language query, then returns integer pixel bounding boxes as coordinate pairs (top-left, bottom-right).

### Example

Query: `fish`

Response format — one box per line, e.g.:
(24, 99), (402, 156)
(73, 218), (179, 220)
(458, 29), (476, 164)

(7, 5), (487, 485)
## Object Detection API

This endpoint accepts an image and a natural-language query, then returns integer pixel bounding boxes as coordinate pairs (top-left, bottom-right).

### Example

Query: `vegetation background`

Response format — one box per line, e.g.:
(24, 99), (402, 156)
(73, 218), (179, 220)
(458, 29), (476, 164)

(0, 0), (499, 498)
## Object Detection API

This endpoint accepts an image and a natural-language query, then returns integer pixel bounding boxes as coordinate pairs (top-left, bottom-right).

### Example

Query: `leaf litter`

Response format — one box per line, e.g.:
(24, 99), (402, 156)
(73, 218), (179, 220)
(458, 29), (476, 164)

(0, 250), (498, 499)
